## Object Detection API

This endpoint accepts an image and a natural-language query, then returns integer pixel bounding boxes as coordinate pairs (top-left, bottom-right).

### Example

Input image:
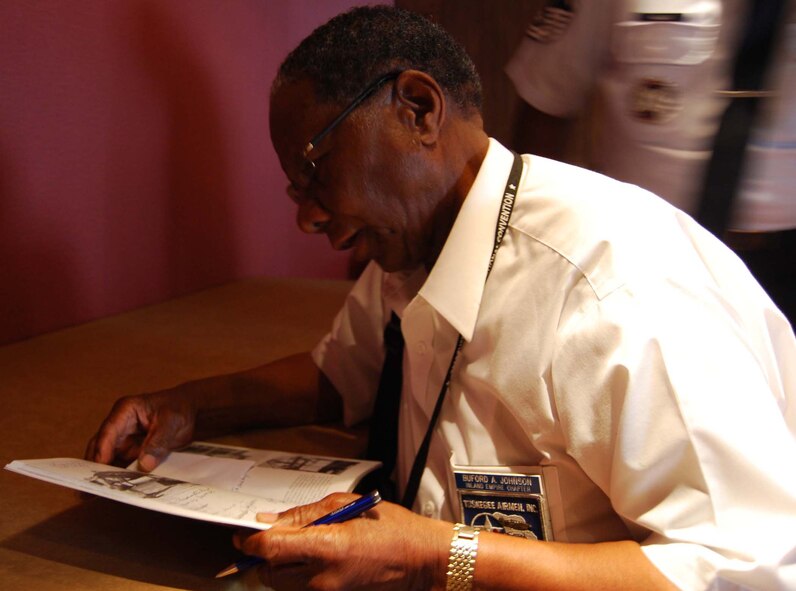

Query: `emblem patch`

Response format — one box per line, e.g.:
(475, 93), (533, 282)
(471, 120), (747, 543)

(454, 469), (554, 541)
(629, 78), (681, 123)
(525, 1), (576, 44)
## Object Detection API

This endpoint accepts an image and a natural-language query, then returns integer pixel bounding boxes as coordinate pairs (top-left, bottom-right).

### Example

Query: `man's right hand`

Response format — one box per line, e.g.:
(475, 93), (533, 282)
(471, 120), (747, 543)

(84, 352), (340, 472)
(84, 390), (197, 472)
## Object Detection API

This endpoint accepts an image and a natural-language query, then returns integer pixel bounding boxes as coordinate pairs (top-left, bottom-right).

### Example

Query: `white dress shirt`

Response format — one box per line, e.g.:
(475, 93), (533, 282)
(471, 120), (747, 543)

(313, 138), (796, 590)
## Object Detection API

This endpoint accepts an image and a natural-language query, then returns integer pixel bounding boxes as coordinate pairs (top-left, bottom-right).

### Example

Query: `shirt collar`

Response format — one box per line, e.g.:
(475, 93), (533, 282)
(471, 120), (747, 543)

(418, 138), (516, 341)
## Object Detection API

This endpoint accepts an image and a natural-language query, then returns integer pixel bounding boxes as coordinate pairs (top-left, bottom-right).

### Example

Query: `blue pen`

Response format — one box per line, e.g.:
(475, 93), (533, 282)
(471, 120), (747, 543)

(214, 489), (383, 578)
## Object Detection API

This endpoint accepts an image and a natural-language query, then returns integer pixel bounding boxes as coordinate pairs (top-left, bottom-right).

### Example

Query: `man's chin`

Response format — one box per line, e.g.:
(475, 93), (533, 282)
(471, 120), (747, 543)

(362, 240), (418, 273)
(372, 256), (399, 273)
(371, 254), (417, 274)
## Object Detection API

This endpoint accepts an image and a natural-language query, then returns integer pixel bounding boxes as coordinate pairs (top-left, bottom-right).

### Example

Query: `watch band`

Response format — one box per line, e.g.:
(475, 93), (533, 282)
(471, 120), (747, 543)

(446, 523), (480, 591)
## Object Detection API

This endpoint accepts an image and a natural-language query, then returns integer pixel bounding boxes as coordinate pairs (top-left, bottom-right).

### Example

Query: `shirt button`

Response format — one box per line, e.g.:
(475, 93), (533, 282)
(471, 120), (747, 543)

(422, 500), (436, 517)
(417, 341), (428, 355)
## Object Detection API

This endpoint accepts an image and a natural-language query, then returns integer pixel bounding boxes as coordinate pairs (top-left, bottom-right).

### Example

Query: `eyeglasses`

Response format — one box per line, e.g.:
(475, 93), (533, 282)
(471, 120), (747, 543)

(293, 70), (403, 194)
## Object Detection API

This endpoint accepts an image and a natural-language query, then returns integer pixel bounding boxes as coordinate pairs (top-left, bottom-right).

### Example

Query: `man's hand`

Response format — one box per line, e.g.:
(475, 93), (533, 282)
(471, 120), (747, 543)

(231, 492), (680, 591)
(84, 390), (196, 471)
(234, 493), (451, 591)
(84, 352), (341, 474)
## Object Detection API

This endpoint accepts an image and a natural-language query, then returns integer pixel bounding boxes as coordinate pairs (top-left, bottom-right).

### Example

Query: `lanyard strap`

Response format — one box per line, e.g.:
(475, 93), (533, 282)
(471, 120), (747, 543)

(400, 152), (524, 509)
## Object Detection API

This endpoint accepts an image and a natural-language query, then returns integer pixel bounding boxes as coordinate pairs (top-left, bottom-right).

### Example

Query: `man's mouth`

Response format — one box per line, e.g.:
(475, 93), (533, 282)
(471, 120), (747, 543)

(331, 228), (385, 263)
(332, 230), (361, 252)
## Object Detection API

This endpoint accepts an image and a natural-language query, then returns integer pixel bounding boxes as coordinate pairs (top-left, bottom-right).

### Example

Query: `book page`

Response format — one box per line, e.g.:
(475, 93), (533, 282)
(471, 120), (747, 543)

(6, 457), (283, 529)
(6, 442), (380, 530)
(149, 442), (380, 505)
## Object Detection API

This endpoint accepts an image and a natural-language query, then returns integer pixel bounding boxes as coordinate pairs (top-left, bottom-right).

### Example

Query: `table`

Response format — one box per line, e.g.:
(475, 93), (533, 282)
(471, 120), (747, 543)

(0, 277), (364, 590)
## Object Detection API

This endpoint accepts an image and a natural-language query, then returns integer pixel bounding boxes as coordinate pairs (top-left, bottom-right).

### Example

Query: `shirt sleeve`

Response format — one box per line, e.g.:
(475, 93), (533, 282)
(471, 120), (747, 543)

(311, 261), (389, 427)
(505, 0), (616, 117)
(552, 276), (796, 590)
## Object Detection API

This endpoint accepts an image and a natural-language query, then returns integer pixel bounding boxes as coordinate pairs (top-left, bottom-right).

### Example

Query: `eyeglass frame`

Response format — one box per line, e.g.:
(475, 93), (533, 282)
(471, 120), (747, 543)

(293, 70), (404, 194)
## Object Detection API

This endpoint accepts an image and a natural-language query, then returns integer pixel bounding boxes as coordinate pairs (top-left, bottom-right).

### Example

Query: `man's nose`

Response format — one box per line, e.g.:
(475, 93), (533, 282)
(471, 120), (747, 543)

(296, 199), (331, 233)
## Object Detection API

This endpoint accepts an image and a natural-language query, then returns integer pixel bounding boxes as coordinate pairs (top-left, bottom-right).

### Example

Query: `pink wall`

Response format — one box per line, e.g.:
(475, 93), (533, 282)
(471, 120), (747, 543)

(0, 0), (384, 346)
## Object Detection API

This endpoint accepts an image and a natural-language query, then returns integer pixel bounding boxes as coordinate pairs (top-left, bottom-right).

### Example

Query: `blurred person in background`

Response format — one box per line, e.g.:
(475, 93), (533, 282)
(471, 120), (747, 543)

(507, 0), (795, 325)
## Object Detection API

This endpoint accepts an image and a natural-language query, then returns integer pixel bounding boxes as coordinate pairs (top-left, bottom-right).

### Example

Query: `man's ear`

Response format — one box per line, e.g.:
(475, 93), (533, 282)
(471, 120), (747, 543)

(393, 70), (446, 146)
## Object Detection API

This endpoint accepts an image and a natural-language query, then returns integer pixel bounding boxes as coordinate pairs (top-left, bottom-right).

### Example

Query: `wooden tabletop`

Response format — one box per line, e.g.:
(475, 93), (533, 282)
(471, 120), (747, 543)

(0, 277), (365, 590)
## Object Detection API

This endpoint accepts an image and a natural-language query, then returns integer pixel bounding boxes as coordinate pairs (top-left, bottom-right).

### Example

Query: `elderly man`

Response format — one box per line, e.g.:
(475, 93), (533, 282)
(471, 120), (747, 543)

(87, 6), (796, 590)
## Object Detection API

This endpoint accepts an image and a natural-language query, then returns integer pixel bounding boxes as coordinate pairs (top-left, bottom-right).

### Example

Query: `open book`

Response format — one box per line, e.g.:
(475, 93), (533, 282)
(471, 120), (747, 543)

(6, 441), (380, 530)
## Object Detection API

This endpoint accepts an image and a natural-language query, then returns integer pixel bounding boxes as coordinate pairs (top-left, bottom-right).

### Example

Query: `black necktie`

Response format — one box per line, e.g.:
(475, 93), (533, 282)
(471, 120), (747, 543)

(696, 0), (787, 236)
(362, 312), (404, 501)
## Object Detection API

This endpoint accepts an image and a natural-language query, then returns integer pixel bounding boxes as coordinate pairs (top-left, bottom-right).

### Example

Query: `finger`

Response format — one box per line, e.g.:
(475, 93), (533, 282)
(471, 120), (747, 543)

(137, 408), (193, 471)
(255, 512), (279, 525)
(136, 411), (170, 472)
(258, 560), (319, 591)
(262, 492), (360, 528)
(114, 432), (145, 465)
(84, 434), (97, 462)
(96, 422), (138, 465)
(87, 422), (115, 464)
(232, 527), (262, 551)
(90, 400), (142, 464)
(85, 432), (137, 466)
(241, 528), (315, 568)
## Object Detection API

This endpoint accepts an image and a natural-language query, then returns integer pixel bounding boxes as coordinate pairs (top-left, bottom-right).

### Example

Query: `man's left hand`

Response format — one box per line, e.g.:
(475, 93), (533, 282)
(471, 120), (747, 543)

(234, 493), (451, 591)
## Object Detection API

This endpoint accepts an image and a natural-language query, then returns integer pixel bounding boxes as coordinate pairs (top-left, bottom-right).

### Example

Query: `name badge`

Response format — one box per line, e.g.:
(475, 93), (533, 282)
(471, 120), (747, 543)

(453, 467), (556, 541)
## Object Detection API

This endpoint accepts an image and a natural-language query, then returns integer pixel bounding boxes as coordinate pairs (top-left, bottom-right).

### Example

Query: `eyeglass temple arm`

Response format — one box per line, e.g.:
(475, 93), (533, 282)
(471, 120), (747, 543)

(302, 70), (403, 157)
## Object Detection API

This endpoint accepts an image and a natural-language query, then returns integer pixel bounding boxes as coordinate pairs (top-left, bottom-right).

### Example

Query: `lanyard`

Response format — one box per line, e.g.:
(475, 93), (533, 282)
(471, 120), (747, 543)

(400, 152), (524, 509)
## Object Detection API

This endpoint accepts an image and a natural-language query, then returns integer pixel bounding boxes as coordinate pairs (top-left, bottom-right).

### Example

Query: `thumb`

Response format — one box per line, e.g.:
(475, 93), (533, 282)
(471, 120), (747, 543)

(137, 450), (167, 472)
(256, 512), (280, 525)
(261, 492), (360, 527)
(136, 405), (194, 471)
(137, 430), (173, 472)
